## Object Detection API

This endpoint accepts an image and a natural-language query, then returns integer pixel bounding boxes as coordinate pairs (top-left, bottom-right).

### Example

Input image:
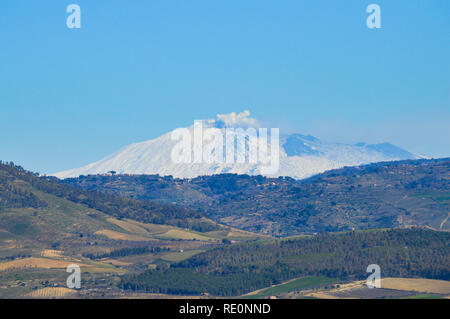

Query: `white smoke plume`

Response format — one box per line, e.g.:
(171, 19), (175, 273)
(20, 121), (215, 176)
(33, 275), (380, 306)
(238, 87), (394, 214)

(213, 110), (259, 128)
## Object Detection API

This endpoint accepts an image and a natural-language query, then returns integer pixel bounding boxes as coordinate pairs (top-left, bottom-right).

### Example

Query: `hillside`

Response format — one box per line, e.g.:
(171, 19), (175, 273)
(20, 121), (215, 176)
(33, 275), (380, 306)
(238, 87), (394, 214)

(63, 158), (450, 236)
(119, 228), (450, 296)
(0, 161), (219, 232)
(0, 161), (264, 298)
(0, 161), (448, 298)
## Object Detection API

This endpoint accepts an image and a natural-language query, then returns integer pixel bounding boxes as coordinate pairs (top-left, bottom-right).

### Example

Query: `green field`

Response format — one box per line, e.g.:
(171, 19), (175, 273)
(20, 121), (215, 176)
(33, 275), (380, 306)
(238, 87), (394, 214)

(160, 250), (205, 262)
(401, 294), (445, 299)
(242, 276), (338, 298)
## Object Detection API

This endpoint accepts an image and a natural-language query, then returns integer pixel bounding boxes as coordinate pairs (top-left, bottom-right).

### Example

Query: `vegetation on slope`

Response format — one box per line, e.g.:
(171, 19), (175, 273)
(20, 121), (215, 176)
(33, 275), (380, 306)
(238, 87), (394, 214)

(0, 161), (217, 232)
(119, 229), (450, 296)
(64, 158), (450, 236)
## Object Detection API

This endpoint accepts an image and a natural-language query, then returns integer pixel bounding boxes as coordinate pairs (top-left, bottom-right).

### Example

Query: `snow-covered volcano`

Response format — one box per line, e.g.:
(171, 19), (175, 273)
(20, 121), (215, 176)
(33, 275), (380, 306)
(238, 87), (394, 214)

(53, 111), (422, 179)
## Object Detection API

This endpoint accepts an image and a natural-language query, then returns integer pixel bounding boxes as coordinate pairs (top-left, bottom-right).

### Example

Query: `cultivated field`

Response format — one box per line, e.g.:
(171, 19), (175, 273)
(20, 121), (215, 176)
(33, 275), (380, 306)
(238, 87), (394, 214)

(243, 276), (338, 298)
(161, 249), (206, 262)
(94, 229), (156, 242)
(380, 277), (450, 295)
(158, 229), (215, 241)
(101, 259), (132, 266)
(40, 250), (64, 258)
(300, 278), (450, 299)
(25, 287), (77, 299)
(0, 257), (87, 272)
(107, 218), (153, 236)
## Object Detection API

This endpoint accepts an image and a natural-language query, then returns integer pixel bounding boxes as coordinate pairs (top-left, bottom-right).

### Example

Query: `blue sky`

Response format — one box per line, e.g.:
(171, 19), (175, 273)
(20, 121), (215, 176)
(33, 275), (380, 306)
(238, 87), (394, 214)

(1, 0), (449, 174)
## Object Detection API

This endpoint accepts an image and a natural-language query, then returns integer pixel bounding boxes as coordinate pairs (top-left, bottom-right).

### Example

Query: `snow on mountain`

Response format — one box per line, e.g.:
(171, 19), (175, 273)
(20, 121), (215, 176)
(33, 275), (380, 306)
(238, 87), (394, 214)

(53, 111), (422, 180)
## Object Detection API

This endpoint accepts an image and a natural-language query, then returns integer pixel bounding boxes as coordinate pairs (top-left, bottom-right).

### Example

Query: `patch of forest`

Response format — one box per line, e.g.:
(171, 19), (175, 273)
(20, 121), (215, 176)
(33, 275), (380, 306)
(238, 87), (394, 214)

(83, 246), (170, 260)
(118, 229), (450, 296)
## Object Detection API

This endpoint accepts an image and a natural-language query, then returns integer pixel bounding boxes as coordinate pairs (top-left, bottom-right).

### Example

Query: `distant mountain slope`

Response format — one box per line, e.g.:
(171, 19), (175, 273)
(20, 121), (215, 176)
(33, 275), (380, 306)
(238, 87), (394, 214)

(0, 162), (126, 249)
(0, 162), (217, 236)
(53, 111), (421, 179)
(63, 158), (450, 236)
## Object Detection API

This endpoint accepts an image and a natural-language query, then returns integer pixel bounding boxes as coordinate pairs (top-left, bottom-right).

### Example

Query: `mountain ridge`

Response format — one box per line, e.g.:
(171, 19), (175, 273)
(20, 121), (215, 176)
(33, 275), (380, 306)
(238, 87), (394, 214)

(62, 158), (450, 237)
(53, 111), (422, 179)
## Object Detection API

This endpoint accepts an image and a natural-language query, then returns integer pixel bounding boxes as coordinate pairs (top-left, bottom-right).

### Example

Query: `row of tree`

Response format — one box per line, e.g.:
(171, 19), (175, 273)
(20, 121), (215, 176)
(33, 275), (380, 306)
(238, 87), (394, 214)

(83, 246), (170, 260)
